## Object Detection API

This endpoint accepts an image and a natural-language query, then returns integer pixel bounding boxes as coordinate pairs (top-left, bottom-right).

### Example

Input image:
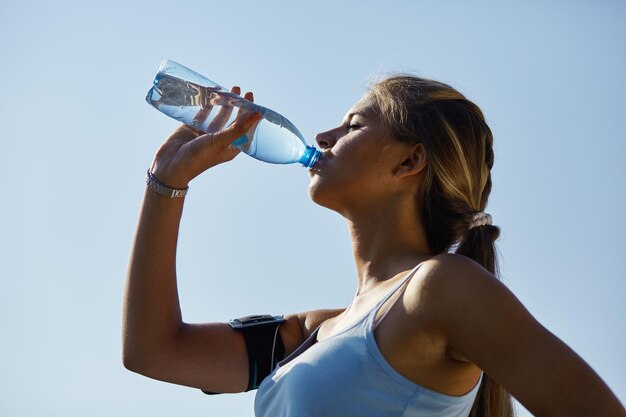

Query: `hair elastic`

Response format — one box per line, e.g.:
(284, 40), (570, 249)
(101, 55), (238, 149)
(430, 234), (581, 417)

(469, 212), (492, 229)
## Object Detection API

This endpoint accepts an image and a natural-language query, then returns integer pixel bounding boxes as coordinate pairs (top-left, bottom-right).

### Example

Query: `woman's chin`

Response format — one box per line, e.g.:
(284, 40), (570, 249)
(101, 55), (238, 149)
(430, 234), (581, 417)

(308, 179), (335, 209)
(307, 178), (323, 204)
(309, 184), (347, 217)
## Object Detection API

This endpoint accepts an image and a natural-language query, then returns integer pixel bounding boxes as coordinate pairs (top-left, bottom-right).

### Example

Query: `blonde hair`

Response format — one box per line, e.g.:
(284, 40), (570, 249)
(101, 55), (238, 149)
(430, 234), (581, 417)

(369, 75), (513, 417)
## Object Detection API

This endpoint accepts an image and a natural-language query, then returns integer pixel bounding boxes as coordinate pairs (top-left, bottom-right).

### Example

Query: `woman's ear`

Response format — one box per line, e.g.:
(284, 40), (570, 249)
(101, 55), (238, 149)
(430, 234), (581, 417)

(395, 143), (428, 178)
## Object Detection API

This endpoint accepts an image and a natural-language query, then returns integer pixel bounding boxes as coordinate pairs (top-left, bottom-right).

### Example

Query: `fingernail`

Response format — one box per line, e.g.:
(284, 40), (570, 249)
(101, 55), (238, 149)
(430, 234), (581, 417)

(232, 134), (249, 146)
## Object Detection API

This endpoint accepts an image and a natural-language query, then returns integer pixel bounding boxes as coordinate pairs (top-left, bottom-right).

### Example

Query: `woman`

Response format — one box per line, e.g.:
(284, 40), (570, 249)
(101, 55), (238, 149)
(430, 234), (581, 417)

(123, 76), (625, 417)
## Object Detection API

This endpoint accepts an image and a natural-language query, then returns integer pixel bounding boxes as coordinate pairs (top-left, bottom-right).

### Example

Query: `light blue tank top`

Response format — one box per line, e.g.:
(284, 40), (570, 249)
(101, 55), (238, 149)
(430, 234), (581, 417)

(255, 263), (483, 417)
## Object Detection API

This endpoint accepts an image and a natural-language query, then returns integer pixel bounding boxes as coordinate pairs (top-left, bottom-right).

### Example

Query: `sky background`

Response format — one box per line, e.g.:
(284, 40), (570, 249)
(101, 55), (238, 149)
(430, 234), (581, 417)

(1, 0), (625, 416)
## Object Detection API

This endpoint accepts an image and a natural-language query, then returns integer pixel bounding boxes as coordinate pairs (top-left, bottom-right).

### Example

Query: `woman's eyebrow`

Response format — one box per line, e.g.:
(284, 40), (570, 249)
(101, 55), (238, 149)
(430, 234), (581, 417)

(343, 111), (368, 124)
(349, 111), (367, 119)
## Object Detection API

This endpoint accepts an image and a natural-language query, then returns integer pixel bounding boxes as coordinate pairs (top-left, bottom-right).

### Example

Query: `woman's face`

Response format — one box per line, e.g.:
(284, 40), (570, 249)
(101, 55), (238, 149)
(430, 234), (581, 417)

(308, 95), (411, 215)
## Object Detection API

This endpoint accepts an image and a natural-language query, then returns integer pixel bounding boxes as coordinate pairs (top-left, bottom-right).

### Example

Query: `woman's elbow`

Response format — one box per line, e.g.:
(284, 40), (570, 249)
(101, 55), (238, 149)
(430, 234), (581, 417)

(121, 335), (157, 376)
(122, 344), (147, 374)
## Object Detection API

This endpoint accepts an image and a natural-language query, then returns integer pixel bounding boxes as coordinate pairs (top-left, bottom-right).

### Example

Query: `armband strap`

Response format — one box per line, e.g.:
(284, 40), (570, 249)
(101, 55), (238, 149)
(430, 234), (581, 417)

(202, 314), (286, 395)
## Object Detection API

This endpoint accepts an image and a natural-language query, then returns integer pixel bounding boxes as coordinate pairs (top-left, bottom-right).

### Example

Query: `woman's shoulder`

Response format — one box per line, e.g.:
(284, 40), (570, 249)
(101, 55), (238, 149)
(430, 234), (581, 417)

(414, 253), (497, 293)
(422, 252), (487, 274)
(406, 253), (506, 325)
(404, 254), (516, 363)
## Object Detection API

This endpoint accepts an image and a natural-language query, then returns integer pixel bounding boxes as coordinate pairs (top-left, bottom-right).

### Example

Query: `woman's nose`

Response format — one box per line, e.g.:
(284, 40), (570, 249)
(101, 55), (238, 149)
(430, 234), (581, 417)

(315, 130), (337, 150)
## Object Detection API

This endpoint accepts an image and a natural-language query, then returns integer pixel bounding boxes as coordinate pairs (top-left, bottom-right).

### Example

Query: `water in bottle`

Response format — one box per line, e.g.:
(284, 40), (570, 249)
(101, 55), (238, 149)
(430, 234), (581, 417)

(146, 60), (320, 168)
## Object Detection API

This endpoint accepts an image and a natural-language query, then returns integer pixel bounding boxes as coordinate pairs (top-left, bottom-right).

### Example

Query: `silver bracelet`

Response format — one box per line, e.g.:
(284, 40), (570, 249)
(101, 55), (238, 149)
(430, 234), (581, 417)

(146, 170), (188, 198)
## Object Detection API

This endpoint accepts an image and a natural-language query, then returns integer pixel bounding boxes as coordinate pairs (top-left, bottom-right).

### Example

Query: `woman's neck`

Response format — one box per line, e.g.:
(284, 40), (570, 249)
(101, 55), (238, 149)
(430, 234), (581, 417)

(346, 202), (432, 297)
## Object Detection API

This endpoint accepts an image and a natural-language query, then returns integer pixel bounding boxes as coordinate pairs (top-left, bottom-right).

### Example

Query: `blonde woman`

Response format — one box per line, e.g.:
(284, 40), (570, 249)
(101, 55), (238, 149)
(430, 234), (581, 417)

(123, 77), (625, 417)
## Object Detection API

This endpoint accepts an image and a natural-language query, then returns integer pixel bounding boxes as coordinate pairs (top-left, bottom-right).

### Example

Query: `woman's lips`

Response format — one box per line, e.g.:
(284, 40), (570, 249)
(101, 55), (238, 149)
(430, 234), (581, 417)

(309, 152), (332, 175)
(308, 156), (325, 174)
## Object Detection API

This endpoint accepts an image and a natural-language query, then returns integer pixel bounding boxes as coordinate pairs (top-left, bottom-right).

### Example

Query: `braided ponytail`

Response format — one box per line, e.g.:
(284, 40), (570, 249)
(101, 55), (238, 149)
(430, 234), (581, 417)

(370, 75), (514, 417)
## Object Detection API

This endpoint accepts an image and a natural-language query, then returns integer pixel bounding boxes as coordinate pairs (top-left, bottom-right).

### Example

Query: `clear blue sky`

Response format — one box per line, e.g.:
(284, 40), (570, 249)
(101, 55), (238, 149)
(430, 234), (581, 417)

(1, 1), (624, 416)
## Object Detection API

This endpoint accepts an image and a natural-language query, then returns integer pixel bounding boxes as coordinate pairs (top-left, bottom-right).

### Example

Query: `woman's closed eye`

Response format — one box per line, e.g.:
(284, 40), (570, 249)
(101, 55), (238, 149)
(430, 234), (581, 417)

(348, 123), (361, 131)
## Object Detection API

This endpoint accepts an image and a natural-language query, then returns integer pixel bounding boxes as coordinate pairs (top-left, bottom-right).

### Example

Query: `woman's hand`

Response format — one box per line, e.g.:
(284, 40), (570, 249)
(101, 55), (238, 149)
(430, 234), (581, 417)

(149, 88), (261, 188)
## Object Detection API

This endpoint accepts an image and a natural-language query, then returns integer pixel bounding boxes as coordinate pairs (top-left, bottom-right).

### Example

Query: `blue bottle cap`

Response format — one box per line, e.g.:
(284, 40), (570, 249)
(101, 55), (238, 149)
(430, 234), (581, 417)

(300, 146), (321, 168)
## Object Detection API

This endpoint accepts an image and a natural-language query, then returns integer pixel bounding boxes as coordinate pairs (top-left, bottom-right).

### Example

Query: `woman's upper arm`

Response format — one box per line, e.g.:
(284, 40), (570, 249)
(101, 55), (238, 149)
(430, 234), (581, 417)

(420, 255), (625, 417)
(126, 321), (250, 393)
(125, 308), (344, 394)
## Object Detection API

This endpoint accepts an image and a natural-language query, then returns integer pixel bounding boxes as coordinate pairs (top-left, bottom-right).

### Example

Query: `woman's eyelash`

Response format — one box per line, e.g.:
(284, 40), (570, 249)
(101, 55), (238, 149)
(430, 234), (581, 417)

(348, 124), (361, 130)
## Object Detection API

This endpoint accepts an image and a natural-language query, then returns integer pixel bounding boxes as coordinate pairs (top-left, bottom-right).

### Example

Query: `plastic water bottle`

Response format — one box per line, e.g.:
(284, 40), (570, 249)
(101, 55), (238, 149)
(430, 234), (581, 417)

(146, 60), (321, 168)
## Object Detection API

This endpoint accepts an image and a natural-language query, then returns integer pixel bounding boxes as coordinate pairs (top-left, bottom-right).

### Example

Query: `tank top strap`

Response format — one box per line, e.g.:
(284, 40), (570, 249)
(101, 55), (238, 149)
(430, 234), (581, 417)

(371, 261), (425, 329)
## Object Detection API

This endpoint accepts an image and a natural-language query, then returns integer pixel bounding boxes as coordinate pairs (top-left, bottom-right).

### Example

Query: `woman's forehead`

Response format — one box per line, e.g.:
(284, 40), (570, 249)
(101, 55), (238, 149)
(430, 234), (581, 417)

(344, 95), (378, 121)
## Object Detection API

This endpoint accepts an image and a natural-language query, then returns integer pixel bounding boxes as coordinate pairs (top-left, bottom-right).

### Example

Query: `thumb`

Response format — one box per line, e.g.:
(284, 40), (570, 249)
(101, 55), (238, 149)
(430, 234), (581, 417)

(213, 111), (262, 147)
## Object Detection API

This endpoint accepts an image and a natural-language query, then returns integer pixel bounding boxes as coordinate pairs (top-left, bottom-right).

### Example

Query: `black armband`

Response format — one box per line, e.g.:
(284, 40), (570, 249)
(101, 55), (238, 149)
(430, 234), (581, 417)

(202, 314), (286, 395)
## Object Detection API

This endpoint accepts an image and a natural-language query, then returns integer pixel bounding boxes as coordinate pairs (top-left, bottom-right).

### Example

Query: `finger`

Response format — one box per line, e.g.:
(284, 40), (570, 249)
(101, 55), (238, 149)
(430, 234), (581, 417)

(173, 123), (203, 138)
(236, 91), (255, 118)
(184, 109), (260, 169)
(222, 109), (261, 143)
(202, 110), (261, 150)
(222, 143), (243, 161)
(207, 86), (240, 132)
(192, 107), (213, 129)
(191, 87), (219, 130)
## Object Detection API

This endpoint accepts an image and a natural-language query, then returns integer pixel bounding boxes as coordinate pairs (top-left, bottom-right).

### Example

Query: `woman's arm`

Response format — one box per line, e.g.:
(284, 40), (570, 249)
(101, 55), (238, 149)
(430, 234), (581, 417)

(122, 91), (265, 392)
(122, 88), (348, 393)
(418, 254), (625, 417)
